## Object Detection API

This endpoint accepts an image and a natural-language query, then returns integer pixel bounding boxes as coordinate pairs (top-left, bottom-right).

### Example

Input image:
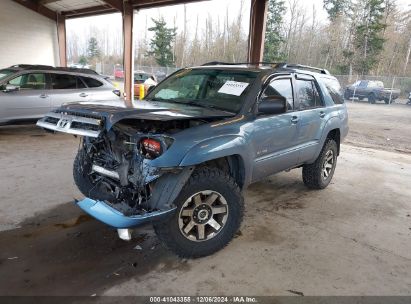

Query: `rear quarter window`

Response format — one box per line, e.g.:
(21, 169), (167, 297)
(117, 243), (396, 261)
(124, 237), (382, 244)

(82, 77), (103, 88)
(321, 77), (344, 104)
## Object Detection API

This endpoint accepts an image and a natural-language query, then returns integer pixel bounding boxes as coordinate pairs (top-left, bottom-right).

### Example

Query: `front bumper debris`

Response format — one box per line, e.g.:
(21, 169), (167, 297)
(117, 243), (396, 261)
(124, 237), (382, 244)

(36, 112), (103, 138)
(77, 198), (176, 228)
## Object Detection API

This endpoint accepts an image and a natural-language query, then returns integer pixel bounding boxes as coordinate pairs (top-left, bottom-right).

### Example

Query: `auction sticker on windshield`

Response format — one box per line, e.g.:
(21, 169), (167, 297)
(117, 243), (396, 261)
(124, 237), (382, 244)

(218, 81), (249, 96)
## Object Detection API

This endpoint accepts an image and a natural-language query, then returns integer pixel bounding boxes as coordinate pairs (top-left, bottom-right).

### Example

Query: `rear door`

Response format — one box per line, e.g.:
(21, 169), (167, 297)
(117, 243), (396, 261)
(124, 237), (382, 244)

(294, 74), (326, 163)
(48, 73), (89, 109)
(0, 72), (51, 122)
(251, 76), (300, 181)
(81, 76), (116, 101)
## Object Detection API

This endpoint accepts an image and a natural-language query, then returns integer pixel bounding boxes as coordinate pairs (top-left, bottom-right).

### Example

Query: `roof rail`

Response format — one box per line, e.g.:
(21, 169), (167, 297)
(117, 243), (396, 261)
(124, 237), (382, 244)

(281, 63), (330, 75)
(9, 65), (98, 75)
(202, 61), (285, 67)
(200, 61), (330, 75)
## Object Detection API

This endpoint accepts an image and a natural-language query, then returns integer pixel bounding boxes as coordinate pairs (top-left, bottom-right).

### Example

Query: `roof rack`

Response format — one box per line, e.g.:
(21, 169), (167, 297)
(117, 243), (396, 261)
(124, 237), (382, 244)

(201, 61), (330, 75)
(279, 63), (330, 75)
(9, 65), (99, 75)
(202, 61), (284, 67)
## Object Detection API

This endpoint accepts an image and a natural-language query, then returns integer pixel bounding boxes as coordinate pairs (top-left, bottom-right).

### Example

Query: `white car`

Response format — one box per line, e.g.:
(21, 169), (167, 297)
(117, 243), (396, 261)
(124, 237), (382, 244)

(0, 64), (121, 125)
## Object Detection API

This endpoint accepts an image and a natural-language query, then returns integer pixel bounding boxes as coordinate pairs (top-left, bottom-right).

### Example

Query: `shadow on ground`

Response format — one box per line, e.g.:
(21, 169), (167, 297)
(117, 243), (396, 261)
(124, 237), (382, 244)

(0, 202), (187, 296)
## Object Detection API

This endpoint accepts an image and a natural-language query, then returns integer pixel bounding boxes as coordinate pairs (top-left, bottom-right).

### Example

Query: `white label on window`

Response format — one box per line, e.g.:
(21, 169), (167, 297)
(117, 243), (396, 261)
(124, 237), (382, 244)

(218, 81), (249, 96)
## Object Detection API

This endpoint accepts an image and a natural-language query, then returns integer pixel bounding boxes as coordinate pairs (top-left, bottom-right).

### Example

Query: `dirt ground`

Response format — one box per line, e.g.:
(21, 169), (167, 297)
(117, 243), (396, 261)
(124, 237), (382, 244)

(345, 101), (411, 153)
(0, 102), (411, 296)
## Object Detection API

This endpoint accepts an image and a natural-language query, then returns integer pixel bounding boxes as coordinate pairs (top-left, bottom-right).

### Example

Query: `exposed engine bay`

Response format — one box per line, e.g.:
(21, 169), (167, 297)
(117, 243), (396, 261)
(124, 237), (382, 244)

(75, 119), (205, 215)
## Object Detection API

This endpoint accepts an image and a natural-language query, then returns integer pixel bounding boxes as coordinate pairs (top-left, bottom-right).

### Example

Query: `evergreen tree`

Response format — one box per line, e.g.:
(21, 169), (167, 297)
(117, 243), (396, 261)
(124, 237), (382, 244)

(87, 37), (101, 59)
(147, 18), (177, 67)
(79, 55), (88, 66)
(263, 0), (286, 62)
(353, 0), (386, 74)
(323, 0), (350, 21)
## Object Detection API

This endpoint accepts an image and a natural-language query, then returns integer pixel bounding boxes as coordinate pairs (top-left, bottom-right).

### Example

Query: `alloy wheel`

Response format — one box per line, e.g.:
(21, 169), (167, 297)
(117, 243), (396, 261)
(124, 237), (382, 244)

(178, 190), (229, 242)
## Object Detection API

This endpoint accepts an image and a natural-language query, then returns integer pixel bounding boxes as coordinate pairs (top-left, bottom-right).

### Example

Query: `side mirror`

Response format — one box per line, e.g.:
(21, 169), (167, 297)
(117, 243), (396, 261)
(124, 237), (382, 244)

(3, 84), (20, 93)
(146, 85), (155, 96)
(258, 96), (287, 115)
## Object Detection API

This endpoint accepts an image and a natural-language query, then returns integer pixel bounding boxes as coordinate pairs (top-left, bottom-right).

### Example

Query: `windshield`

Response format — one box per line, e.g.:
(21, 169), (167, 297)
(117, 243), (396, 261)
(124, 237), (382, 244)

(145, 68), (259, 113)
(0, 69), (16, 82)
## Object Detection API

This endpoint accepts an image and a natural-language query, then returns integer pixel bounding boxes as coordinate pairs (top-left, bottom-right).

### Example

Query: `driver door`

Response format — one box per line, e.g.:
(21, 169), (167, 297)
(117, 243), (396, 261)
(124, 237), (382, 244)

(0, 72), (51, 122)
(250, 76), (300, 182)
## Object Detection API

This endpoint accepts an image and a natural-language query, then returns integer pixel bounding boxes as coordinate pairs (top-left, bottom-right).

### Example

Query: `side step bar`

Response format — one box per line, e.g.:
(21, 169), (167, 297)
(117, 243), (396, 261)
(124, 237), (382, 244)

(76, 198), (176, 229)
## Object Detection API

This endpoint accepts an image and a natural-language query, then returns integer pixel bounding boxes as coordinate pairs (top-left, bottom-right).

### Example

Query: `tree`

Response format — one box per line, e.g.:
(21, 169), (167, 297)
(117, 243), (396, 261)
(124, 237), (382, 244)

(323, 0), (350, 21)
(147, 18), (177, 67)
(87, 37), (101, 59)
(79, 55), (88, 66)
(263, 0), (286, 62)
(353, 0), (386, 74)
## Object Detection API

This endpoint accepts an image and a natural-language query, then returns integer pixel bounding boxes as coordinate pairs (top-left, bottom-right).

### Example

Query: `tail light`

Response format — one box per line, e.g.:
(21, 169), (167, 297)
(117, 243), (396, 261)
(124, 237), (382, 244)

(112, 89), (121, 97)
(141, 138), (162, 159)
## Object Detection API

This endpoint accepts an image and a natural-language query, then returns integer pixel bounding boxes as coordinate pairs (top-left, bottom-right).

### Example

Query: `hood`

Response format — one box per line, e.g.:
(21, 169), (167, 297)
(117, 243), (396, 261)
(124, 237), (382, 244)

(56, 99), (235, 130)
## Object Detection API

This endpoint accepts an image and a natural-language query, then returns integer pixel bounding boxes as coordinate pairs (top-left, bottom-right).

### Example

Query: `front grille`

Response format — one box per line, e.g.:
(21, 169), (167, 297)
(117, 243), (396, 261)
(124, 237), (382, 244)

(71, 121), (101, 132)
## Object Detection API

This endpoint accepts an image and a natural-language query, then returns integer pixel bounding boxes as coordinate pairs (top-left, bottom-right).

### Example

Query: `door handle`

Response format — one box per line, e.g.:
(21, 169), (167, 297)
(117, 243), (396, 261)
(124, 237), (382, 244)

(319, 111), (326, 118)
(79, 93), (88, 97)
(291, 116), (299, 124)
(39, 94), (48, 98)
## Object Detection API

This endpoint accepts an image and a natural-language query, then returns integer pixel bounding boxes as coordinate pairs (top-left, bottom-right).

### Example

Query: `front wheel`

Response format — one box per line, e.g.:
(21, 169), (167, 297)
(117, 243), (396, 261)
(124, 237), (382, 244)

(302, 139), (338, 189)
(368, 94), (376, 104)
(154, 167), (244, 258)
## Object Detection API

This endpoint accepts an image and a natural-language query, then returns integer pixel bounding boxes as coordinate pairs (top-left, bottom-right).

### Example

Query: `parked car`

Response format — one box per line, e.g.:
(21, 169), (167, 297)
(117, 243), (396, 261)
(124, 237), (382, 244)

(133, 71), (157, 98)
(0, 64), (121, 125)
(114, 65), (124, 80)
(344, 80), (400, 104)
(37, 62), (348, 258)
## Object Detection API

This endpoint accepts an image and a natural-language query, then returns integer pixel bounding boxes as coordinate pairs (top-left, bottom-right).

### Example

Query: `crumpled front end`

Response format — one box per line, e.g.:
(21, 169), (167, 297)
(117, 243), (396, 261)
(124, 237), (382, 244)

(36, 107), (201, 233)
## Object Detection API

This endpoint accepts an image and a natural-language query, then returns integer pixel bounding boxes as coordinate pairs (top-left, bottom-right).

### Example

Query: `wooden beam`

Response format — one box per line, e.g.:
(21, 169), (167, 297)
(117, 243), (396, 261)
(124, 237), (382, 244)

(248, 0), (268, 63)
(62, 5), (117, 19)
(132, 0), (207, 9)
(123, 2), (134, 105)
(12, 0), (56, 21)
(57, 14), (67, 67)
(101, 0), (124, 11)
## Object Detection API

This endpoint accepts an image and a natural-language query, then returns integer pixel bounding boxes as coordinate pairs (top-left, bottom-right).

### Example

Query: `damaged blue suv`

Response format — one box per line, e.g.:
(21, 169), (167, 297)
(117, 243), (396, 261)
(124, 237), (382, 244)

(37, 62), (349, 258)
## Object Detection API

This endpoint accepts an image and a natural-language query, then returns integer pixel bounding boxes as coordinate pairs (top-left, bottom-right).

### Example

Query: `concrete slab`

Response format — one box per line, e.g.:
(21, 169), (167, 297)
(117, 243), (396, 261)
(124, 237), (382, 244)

(0, 124), (410, 296)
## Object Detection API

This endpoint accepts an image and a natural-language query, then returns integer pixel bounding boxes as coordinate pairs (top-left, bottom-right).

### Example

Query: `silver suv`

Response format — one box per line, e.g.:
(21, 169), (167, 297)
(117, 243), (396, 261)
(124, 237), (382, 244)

(0, 65), (120, 125)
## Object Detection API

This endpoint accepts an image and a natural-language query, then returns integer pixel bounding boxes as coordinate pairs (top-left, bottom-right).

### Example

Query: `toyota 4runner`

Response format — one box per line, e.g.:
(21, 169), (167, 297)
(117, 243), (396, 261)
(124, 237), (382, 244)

(37, 62), (349, 258)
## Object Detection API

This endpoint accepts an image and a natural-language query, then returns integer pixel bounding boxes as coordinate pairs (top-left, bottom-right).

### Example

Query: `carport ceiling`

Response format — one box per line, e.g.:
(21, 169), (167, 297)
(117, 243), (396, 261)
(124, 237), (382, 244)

(13, 0), (208, 19)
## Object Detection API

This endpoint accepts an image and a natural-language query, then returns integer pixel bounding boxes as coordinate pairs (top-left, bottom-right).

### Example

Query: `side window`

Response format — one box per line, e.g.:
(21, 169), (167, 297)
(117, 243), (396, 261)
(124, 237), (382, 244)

(52, 74), (77, 89)
(82, 77), (103, 88)
(296, 79), (322, 110)
(358, 81), (367, 88)
(262, 78), (294, 110)
(8, 73), (46, 90)
(322, 77), (344, 104)
(77, 77), (86, 89)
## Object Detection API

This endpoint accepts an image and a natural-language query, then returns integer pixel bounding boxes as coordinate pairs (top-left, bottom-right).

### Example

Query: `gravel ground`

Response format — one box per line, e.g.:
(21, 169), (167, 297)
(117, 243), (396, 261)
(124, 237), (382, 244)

(345, 101), (411, 154)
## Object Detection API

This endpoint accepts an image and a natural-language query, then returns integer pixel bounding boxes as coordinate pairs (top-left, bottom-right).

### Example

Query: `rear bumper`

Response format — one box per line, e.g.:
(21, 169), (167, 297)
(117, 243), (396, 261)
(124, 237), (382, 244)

(77, 198), (176, 228)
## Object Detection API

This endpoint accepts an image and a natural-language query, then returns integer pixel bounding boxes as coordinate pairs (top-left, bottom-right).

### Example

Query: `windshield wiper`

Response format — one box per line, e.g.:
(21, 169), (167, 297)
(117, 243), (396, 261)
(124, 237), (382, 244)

(145, 98), (235, 114)
(171, 100), (235, 114)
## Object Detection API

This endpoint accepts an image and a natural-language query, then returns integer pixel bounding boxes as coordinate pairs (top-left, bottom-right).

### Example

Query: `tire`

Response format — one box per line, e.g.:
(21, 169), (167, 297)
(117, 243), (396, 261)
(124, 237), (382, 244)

(368, 93), (376, 104)
(153, 167), (244, 258)
(73, 150), (114, 201)
(302, 139), (338, 190)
